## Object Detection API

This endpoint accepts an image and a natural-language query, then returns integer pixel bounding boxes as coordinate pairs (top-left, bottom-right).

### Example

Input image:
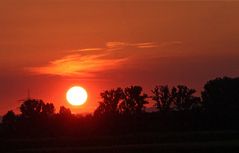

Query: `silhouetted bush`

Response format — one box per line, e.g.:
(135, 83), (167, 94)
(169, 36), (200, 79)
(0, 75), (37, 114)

(2, 110), (17, 125)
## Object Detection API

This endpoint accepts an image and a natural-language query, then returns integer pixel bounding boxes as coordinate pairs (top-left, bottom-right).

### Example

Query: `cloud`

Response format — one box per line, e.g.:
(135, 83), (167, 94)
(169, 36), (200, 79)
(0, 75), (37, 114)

(106, 42), (127, 50)
(105, 41), (158, 50)
(104, 41), (180, 50)
(71, 48), (103, 52)
(25, 41), (181, 78)
(26, 53), (127, 77)
(133, 42), (158, 48)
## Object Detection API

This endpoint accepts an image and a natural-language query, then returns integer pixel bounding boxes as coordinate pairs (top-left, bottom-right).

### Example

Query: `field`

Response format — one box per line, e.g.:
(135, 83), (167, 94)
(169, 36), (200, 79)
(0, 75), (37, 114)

(1, 131), (239, 153)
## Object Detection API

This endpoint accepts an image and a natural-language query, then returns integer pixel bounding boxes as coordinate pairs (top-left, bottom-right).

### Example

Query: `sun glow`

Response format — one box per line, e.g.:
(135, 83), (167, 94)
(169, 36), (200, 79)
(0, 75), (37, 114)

(66, 86), (88, 106)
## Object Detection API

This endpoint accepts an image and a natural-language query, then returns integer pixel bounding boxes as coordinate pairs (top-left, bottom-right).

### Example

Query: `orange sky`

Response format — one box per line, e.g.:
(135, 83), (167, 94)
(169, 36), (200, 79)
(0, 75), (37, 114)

(1, 0), (239, 115)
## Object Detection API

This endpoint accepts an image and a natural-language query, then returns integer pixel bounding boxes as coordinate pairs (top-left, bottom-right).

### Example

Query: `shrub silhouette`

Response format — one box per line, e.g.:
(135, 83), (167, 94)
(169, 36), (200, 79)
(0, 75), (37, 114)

(2, 110), (17, 125)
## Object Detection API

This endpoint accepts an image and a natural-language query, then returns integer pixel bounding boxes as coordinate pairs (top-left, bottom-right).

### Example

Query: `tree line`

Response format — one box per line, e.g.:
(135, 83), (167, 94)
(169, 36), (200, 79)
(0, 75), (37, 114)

(1, 76), (239, 137)
(94, 85), (201, 117)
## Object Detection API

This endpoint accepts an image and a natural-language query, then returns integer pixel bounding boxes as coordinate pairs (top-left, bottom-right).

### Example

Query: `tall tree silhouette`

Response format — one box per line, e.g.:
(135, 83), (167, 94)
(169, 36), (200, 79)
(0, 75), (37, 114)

(202, 77), (239, 114)
(120, 86), (148, 114)
(152, 85), (200, 112)
(151, 85), (173, 112)
(94, 88), (123, 116)
(173, 85), (200, 111)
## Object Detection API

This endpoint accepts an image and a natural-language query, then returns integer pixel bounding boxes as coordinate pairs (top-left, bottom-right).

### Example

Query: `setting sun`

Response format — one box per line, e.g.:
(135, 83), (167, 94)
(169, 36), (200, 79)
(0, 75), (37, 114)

(66, 86), (88, 106)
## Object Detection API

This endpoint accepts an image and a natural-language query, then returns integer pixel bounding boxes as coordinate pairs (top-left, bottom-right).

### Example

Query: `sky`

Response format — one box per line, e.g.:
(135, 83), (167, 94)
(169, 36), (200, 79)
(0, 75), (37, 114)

(0, 0), (239, 115)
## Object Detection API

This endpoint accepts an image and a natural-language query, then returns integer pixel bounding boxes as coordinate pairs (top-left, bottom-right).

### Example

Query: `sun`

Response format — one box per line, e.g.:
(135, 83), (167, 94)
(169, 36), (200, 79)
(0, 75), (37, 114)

(66, 86), (88, 106)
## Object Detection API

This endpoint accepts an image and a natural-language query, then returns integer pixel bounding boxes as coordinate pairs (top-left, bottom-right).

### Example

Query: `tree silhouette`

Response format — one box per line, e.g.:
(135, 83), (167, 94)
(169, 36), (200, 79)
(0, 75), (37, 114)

(202, 77), (239, 114)
(94, 88), (123, 116)
(95, 86), (148, 116)
(59, 106), (72, 117)
(119, 86), (148, 114)
(19, 99), (55, 120)
(173, 85), (200, 111)
(42, 103), (55, 116)
(152, 85), (200, 112)
(20, 99), (45, 119)
(151, 85), (173, 112)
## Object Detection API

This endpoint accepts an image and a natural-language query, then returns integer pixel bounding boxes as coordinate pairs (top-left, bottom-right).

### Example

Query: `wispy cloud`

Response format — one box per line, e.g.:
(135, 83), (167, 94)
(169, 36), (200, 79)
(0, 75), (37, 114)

(133, 42), (158, 48)
(71, 48), (103, 52)
(25, 41), (181, 78)
(105, 41), (158, 50)
(26, 53), (127, 77)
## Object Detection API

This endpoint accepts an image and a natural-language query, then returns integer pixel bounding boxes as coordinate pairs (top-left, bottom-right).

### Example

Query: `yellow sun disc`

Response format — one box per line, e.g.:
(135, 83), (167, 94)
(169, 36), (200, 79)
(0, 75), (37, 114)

(66, 86), (88, 106)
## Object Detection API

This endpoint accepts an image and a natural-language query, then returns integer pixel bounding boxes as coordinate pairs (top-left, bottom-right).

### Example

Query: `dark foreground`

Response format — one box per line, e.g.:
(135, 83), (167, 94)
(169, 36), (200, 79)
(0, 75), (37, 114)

(1, 131), (239, 153)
